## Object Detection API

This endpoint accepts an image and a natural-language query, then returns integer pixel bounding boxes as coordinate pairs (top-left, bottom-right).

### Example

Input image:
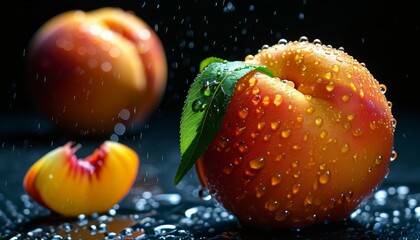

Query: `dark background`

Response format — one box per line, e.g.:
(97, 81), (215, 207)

(3, 0), (419, 118)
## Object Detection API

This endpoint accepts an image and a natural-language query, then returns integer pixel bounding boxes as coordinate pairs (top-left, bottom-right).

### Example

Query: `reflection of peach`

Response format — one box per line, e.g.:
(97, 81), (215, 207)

(26, 7), (167, 135)
(23, 141), (139, 216)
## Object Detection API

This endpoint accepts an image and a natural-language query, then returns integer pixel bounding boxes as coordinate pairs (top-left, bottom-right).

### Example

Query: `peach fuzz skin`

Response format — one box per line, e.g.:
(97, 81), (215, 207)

(25, 7), (167, 134)
(196, 40), (395, 229)
(23, 141), (139, 217)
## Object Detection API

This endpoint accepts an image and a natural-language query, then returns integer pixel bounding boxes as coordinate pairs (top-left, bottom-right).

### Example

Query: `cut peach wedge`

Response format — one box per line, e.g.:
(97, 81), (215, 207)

(23, 141), (139, 217)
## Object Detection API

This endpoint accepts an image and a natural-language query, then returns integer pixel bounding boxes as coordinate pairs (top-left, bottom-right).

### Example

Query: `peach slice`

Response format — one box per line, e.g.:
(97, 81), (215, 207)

(23, 141), (139, 216)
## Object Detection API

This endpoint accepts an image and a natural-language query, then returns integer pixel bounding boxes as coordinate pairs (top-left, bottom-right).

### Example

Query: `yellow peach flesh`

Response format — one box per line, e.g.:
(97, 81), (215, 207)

(23, 141), (139, 216)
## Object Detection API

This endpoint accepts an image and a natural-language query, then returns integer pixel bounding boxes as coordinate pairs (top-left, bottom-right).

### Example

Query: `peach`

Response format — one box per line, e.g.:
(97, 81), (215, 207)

(23, 141), (139, 216)
(25, 7), (167, 135)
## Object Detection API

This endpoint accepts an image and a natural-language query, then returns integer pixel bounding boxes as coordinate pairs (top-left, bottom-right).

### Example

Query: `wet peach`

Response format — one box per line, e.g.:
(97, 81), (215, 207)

(23, 141), (139, 216)
(194, 38), (395, 228)
(25, 7), (167, 135)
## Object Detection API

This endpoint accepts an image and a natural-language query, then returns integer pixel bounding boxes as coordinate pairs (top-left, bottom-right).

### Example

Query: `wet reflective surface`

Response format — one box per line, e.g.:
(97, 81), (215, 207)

(1, 111), (420, 239)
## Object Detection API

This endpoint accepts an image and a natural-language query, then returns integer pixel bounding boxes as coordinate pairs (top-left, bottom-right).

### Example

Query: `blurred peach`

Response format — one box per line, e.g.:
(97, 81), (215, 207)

(26, 7), (167, 135)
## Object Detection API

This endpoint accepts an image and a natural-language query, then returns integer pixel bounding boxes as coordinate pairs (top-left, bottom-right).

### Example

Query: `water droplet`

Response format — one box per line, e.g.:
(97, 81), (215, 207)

(305, 194), (314, 205)
(390, 149), (397, 161)
(391, 117), (397, 128)
(238, 142), (249, 153)
(302, 131), (309, 141)
(341, 94), (350, 103)
(325, 72), (332, 80)
(154, 224), (177, 236)
(319, 130), (328, 139)
(326, 82), (335, 92)
(249, 157), (266, 169)
(275, 209), (291, 221)
(260, 44), (270, 52)
(192, 100), (207, 112)
(271, 173), (282, 186)
(245, 55), (254, 61)
(250, 132), (258, 139)
(346, 191), (354, 202)
(347, 114), (355, 121)
(270, 121), (280, 130)
(273, 94), (283, 106)
(216, 137), (229, 150)
(265, 199), (280, 211)
(282, 79), (295, 88)
(281, 129), (291, 138)
(369, 121), (377, 130)
(318, 171), (331, 184)
(332, 64), (340, 72)
(278, 38), (288, 45)
(236, 82), (246, 92)
(306, 106), (315, 114)
(252, 95), (261, 105)
(201, 84), (212, 96)
(98, 223), (107, 233)
(296, 116), (304, 124)
(198, 188), (212, 201)
(375, 155), (383, 165)
(379, 84), (387, 94)
(299, 36), (308, 43)
(257, 121), (266, 131)
(238, 107), (249, 119)
(313, 39), (322, 45)
(262, 96), (270, 106)
(255, 106), (265, 116)
(343, 122), (351, 131)
(352, 128), (363, 137)
(292, 183), (300, 194)
(255, 185), (266, 198)
(314, 117), (323, 127)
(114, 123), (126, 136)
(274, 154), (283, 161)
(119, 108), (131, 120)
(359, 89), (365, 98)
(249, 77), (257, 86)
(341, 144), (350, 154)
(235, 126), (246, 136)
(251, 87), (260, 95)
(295, 54), (304, 64)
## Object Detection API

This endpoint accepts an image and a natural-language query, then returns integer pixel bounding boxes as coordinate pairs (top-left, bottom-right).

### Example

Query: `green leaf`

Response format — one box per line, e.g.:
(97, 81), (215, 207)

(199, 57), (225, 72)
(174, 58), (273, 184)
